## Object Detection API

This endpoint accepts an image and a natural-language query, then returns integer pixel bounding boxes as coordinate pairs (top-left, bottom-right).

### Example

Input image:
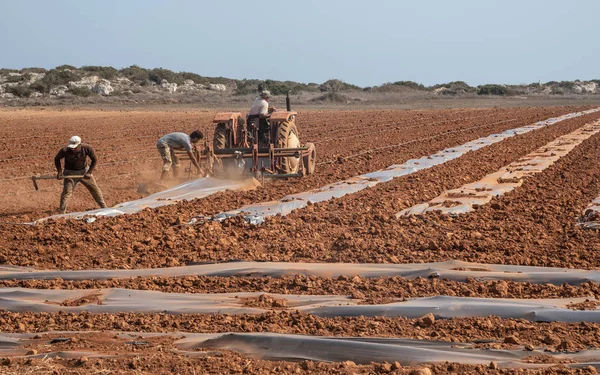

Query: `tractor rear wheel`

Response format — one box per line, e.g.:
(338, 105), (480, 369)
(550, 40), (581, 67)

(213, 123), (229, 150)
(276, 120), (301, 174)
(212, 123), (244, 179)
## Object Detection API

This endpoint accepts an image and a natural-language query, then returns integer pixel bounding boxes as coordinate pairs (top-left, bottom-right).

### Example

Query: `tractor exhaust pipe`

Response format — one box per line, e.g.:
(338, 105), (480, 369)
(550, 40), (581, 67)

(286, 91), (291, 111)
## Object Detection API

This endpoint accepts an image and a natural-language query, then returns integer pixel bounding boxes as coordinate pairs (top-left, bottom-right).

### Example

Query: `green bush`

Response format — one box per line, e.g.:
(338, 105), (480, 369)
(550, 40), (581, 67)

(477, 84), (510, 96)
(148, 68), (184, 84)
(431, 81), (475, 92)
(557, 81), (575, 89)
(319, 79), (361, 93)
(235, 79), (319, 96)
(391, 81), (427, 90)
(0, 68), (18, 75)
(4, 74), (27, 83)
(29, 81), (48, 93)
(68, 86), (95, 97)
(235, 79), (261, 95)
(55, 64), (77, 71)
(20, 67), (47, 74)
(81, 66), (118, 80)
(180, 72), (209, 84)
(120, 65), (151, 83)
(6, 84), (34, 97)
(36, 69), (80, 92)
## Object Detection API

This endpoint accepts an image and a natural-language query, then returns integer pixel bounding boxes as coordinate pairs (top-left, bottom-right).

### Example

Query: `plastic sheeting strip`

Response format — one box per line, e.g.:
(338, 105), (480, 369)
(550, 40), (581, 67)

(398, 119), (600, 216)
(4, 331), (600, 368)
(33, 177), (260, 224)
(0, 288), (598, 322)
(176, 332), (600, 368)
(191, 109), (600, 225)
(3, 259), (600, 285)
(0, 288), (355, 315)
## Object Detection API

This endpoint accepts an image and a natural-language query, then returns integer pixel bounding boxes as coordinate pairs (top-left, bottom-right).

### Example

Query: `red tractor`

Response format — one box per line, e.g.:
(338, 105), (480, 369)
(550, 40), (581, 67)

(200, 94), (316, 179)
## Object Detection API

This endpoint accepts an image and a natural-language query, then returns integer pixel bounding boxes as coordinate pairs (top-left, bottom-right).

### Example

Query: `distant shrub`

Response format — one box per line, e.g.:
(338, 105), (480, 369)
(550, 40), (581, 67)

(234, 79), (319, 96)
(265, 79), (318, 95)
(431, 81), (476, 95)
(5, 74), (27, 83)
(68, 86), (95, 97)
(55, 64), (77, 71)
(29, 81), (48, 93)
(81, 66), (118, 80)
(180, 72), (207, 84)
(36, 69), (80, 93)
(234, 79), (261, 95)
(0, 68), (18, 75)
(319, 79), (361, 93)
(391, 81), (427, 90)
(120, 65), (151, 83)
(20, 67), (47, 74)
(557, 81), (575, 89)
(477, 84), (510, 96)
(545, 81), (575, 90)
(148, 68), (184, 84)
(375, 81), (429, 93)
(6, 84), (34, 97)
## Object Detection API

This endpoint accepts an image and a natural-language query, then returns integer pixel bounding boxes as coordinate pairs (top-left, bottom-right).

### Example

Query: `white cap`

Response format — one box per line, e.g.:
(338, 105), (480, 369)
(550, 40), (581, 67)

(67, 135), (81, 149)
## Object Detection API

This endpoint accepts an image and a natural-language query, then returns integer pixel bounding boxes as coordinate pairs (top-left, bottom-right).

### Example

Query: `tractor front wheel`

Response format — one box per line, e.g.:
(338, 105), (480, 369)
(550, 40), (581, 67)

(303, 142), (316, 175)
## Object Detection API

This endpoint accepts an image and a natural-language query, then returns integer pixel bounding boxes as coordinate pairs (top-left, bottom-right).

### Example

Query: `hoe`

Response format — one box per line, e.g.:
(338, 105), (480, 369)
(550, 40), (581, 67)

(31, 174), (85, 191)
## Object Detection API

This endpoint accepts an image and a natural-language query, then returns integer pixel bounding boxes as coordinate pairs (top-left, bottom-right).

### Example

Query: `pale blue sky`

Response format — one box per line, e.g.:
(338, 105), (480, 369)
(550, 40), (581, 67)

(0, 0), (597, 87)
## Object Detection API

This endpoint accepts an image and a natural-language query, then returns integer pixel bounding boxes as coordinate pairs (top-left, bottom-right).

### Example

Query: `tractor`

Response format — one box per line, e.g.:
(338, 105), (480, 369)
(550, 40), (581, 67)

(199, 93), (316, 179)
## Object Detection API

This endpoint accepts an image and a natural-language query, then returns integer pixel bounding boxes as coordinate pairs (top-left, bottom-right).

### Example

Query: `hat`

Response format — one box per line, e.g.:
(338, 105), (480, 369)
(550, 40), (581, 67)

(259, 90), (271, 99)
(67, 135), (81, 149)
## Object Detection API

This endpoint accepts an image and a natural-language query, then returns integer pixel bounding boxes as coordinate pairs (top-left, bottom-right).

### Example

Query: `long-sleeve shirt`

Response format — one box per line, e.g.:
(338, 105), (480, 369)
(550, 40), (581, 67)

(54, 144), (98, 173)
(249, 97), (269, 116)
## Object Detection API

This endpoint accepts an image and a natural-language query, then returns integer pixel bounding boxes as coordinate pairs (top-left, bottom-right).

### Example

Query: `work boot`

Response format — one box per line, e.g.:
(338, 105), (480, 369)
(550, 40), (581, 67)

(160, 170), (169, 181)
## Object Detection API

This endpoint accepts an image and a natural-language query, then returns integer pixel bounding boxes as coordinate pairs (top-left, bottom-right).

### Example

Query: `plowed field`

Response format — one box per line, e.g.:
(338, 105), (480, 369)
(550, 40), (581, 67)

(2, 105), (600, 374)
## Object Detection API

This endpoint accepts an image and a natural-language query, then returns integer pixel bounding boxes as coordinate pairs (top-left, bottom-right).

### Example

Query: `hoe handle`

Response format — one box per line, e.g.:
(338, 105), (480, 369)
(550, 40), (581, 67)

(31, 175), (86, 191)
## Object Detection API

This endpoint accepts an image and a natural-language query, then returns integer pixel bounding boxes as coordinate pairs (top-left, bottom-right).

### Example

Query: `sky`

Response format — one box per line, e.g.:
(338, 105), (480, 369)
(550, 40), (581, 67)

(0, 0), (598, 87)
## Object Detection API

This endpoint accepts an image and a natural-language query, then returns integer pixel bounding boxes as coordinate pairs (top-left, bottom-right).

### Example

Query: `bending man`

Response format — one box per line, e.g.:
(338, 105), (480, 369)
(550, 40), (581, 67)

(55, 136), (107, 214)
(156, 130), (204, 180)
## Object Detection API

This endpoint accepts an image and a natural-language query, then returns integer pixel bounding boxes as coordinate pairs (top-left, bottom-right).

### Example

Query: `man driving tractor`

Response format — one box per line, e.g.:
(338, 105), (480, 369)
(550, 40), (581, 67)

(248, 90), (275, 145)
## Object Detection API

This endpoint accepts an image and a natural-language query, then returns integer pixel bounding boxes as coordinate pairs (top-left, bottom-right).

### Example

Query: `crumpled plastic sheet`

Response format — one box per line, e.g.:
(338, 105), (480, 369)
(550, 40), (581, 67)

(0, 331), (178, 359)
(399, 119), (600, 216)
(2, 331), (600, 368)
(1, 287), (598, 322)
(0, 288), (355, 315)
(33, 177), (259, 224)
(177, 332), (600, 368)
(192, 109), (600, 224)
(2, 259), (600, 285)
(306, 295), (600, 322)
